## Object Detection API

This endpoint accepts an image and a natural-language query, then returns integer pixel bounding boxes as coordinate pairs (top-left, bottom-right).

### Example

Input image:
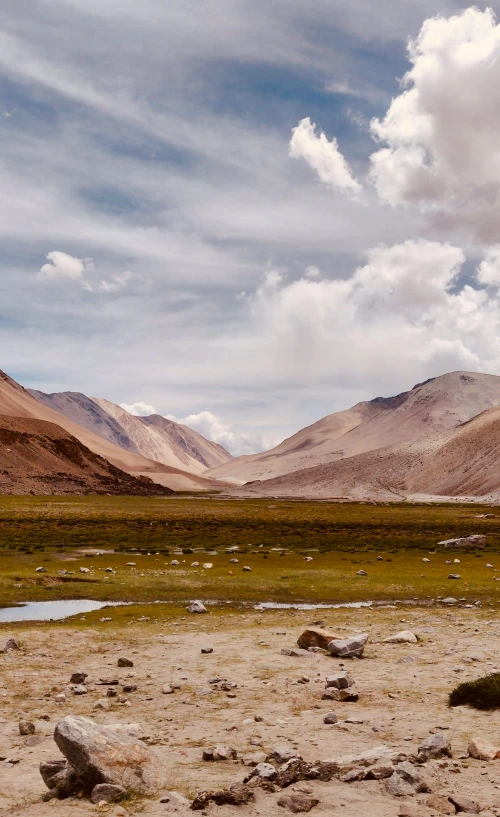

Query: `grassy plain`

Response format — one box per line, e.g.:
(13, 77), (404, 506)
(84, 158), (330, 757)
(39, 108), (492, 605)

(1, 496), (500, 617)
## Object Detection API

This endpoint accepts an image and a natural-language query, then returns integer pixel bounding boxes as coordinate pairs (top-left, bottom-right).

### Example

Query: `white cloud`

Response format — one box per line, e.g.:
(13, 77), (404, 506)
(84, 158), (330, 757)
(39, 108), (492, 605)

(369, 7), (500, 238)
(38, 251), (91, 281)
(477, 246), (500, 287)
(289, 117), (362, 196)
(243, 240), (500, 387)
(120, 401), (157, 416)
(166, 410), (280, 456)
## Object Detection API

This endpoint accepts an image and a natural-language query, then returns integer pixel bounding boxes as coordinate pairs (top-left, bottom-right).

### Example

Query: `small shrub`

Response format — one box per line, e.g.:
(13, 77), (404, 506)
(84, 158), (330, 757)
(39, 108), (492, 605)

(449, 673), (500, 710)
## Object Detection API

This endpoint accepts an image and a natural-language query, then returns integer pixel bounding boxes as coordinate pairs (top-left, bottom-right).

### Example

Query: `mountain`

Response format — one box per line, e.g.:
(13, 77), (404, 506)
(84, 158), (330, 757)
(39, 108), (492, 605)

(233, 401), (500, 501)
(0, 371), (225, 492)
(207, 372), (500, 484)
(28, 391), (232, 475)
(0, 415), (172, 496)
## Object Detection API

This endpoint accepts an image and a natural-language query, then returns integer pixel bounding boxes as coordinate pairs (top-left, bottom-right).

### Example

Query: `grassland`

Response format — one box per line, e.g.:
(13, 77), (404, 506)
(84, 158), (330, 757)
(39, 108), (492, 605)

(1, 495), (500, 615)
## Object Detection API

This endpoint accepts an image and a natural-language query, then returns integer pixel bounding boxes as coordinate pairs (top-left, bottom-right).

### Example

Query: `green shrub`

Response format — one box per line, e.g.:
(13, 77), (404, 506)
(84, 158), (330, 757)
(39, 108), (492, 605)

(449, 673), (500, 710)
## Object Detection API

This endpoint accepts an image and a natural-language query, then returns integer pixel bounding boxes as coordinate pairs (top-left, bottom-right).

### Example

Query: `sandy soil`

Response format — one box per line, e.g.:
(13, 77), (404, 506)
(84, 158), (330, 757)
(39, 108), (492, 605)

(2, 606), (500, 816)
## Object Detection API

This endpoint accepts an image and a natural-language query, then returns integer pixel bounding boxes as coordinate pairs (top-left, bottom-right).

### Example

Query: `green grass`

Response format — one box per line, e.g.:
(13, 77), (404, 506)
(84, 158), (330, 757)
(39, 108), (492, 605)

(0, 496), (499, 611)
(449, 673), (500, 710)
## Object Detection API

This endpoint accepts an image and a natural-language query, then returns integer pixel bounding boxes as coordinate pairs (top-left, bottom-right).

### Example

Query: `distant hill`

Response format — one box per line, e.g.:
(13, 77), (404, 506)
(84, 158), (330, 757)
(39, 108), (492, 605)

(207, 372), (500, 485)
(0, 415), (172, 495)
(0, 371), (225, 492)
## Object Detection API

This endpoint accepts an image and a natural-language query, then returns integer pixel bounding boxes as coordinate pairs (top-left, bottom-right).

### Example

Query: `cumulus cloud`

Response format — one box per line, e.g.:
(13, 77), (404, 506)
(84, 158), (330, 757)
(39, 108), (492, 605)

(38, 251), (92, 281)
(120, 401), (156, 416)
(289, 117), (362, 196)
(166, 410), (279, 456)
(244, 240), (500, 387)
(369, 7), (500, 237)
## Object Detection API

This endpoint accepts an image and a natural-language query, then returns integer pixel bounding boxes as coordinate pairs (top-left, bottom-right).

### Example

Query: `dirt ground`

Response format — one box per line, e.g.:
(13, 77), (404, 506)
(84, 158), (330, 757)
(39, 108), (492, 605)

(2, 605), (500, 817)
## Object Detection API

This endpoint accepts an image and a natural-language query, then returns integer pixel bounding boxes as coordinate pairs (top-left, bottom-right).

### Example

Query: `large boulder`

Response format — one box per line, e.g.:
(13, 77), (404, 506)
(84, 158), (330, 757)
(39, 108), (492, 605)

(52, 715), (163, 794)
(327, 634), (369, 658)
(297, 627), (341, 650)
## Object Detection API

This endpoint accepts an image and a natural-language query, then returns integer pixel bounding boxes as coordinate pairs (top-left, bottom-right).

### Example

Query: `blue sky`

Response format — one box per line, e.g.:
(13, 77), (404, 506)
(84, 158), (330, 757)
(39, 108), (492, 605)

(3, 1), (500, 453)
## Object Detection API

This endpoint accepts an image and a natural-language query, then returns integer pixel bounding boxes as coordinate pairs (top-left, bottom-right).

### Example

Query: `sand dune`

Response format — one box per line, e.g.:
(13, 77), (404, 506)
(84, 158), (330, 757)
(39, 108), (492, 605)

(1, 372), (225, 492)
(208, 372), (500, 485)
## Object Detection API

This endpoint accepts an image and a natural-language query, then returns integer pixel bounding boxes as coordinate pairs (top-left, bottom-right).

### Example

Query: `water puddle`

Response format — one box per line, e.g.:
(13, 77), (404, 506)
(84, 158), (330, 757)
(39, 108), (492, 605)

(0, 600), (128, 623)
(254, 601), (373, 611)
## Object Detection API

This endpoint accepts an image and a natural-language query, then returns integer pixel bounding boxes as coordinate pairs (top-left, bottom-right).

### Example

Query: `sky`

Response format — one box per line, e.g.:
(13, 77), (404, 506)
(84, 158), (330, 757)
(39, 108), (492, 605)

(4, 2), (500, 454)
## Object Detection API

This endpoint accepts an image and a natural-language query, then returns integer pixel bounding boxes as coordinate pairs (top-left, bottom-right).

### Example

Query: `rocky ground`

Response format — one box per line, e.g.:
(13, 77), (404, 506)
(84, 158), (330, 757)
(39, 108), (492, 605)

(2, 605), (500, 817)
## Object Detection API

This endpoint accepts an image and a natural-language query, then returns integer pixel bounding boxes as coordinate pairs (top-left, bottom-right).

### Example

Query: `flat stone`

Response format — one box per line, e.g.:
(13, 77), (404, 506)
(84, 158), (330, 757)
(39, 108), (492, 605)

(201, 647), (214, 654)
(297, 627), (341, 650)
(202, 745), (237, 761)
(71, 685), (87, 695)
(448, 795), (480, 813)
(438, 535), (486, 549)
(467, 737), (499, 760)
(325, 672), (354, 689)
(277, 793), (320, 813)
(383, 631), (418, 644)
(90, 783), (126, 804)
(327, 634), (369, 659)
(281, 648), (311, 657)
(426, 794), (456, 814)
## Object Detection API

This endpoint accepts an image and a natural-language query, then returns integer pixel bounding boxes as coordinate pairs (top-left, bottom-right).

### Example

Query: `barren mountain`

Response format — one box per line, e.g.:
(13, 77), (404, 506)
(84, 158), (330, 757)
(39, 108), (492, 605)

(0, 415), (172, 496)
(208, 371), (500, 484)
(92, 397), (232, 473)
(0, 372), (225, 492)
(234, 401), (500, 502)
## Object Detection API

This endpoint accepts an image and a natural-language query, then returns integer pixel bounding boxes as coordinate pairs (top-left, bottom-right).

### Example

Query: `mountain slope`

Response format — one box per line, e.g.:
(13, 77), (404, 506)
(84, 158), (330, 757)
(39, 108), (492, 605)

(92, 397), (232, 473)
(0, 415), (172, 496)
(233, 403), (500, 501)
(207, 371), (500, 484)
(0, 372), (224, 492)
(28, 390), (139, 453)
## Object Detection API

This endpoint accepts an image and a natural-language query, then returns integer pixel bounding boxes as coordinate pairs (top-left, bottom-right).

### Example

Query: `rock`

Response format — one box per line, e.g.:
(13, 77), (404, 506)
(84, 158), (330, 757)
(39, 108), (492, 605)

(162, 684), (175, 694)
(191, 784), (255, 810)
(448, 574), (461, 580)
(79, 567), (90, 574)
(72, 684), (87, 695)
(202, 745), (237, 761)
(187, 601), (207, 614)
(160, 791), (191, 806)
(244, 762), (277, 783)
(52, 715), (163, 794)
(334, 746), (398, 769)
(442, 598), (458, 605)
(203, 563), (213, 569)
(327, 634), (369, 658)
(322, 687), (359, 702)
(19, 720), (35, 736)
(117, 658), (133, 668)
(90, 784), (126, 804)
(448, 795), (480, 813)
(201, 647), (213, 654)
(93, 699), (111, 711)
(0, 636), (20, 652)
(418, 732), (452, 760)
(39, 758), (81, 798)
(385, 762), (431, 797)
(325, 672), (354, 689)
(243, 566), (252, 571)
(423, 558), (431, 563)
(467, 737), (500, 760)
(365, 764), (395, 780)
(297, 627), (341, 650)
(55, 693), (66, 703)
(383, 631), (418, 644)
(35, 566), (47, 572)
(357, 570), (368, 576)
(242, 752), (267, 767)
(171, 560), (179, 566)
(70, 672), (87, 685)
(268, 746), (298, 764)
(439, 535), (486, 549)
(323, 712), (338, 724)
(122, 684), (137, 693)
(426, 795), (456, 814)
(277, 794), (319, 813)
(281, 648), (312, 657)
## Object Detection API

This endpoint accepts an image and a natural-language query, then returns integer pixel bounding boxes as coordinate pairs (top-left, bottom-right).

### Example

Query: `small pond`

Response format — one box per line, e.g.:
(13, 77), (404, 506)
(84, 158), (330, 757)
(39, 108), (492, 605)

(0, 600), (127, 623)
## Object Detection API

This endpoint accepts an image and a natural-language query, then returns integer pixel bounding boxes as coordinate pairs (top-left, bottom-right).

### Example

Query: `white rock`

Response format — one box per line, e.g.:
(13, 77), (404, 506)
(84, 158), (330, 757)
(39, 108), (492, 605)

(202, 563), (213, 570)
(170, 560), (179, 566)
(243, 566), (252, 571)
(328, 633), (369, 658)
(187, 601), (207, 614)
(422, 558), (430, 563)
(468, 737), (500, 760)
(382, 631), (418, 644)
(35, 566), (47, 573)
